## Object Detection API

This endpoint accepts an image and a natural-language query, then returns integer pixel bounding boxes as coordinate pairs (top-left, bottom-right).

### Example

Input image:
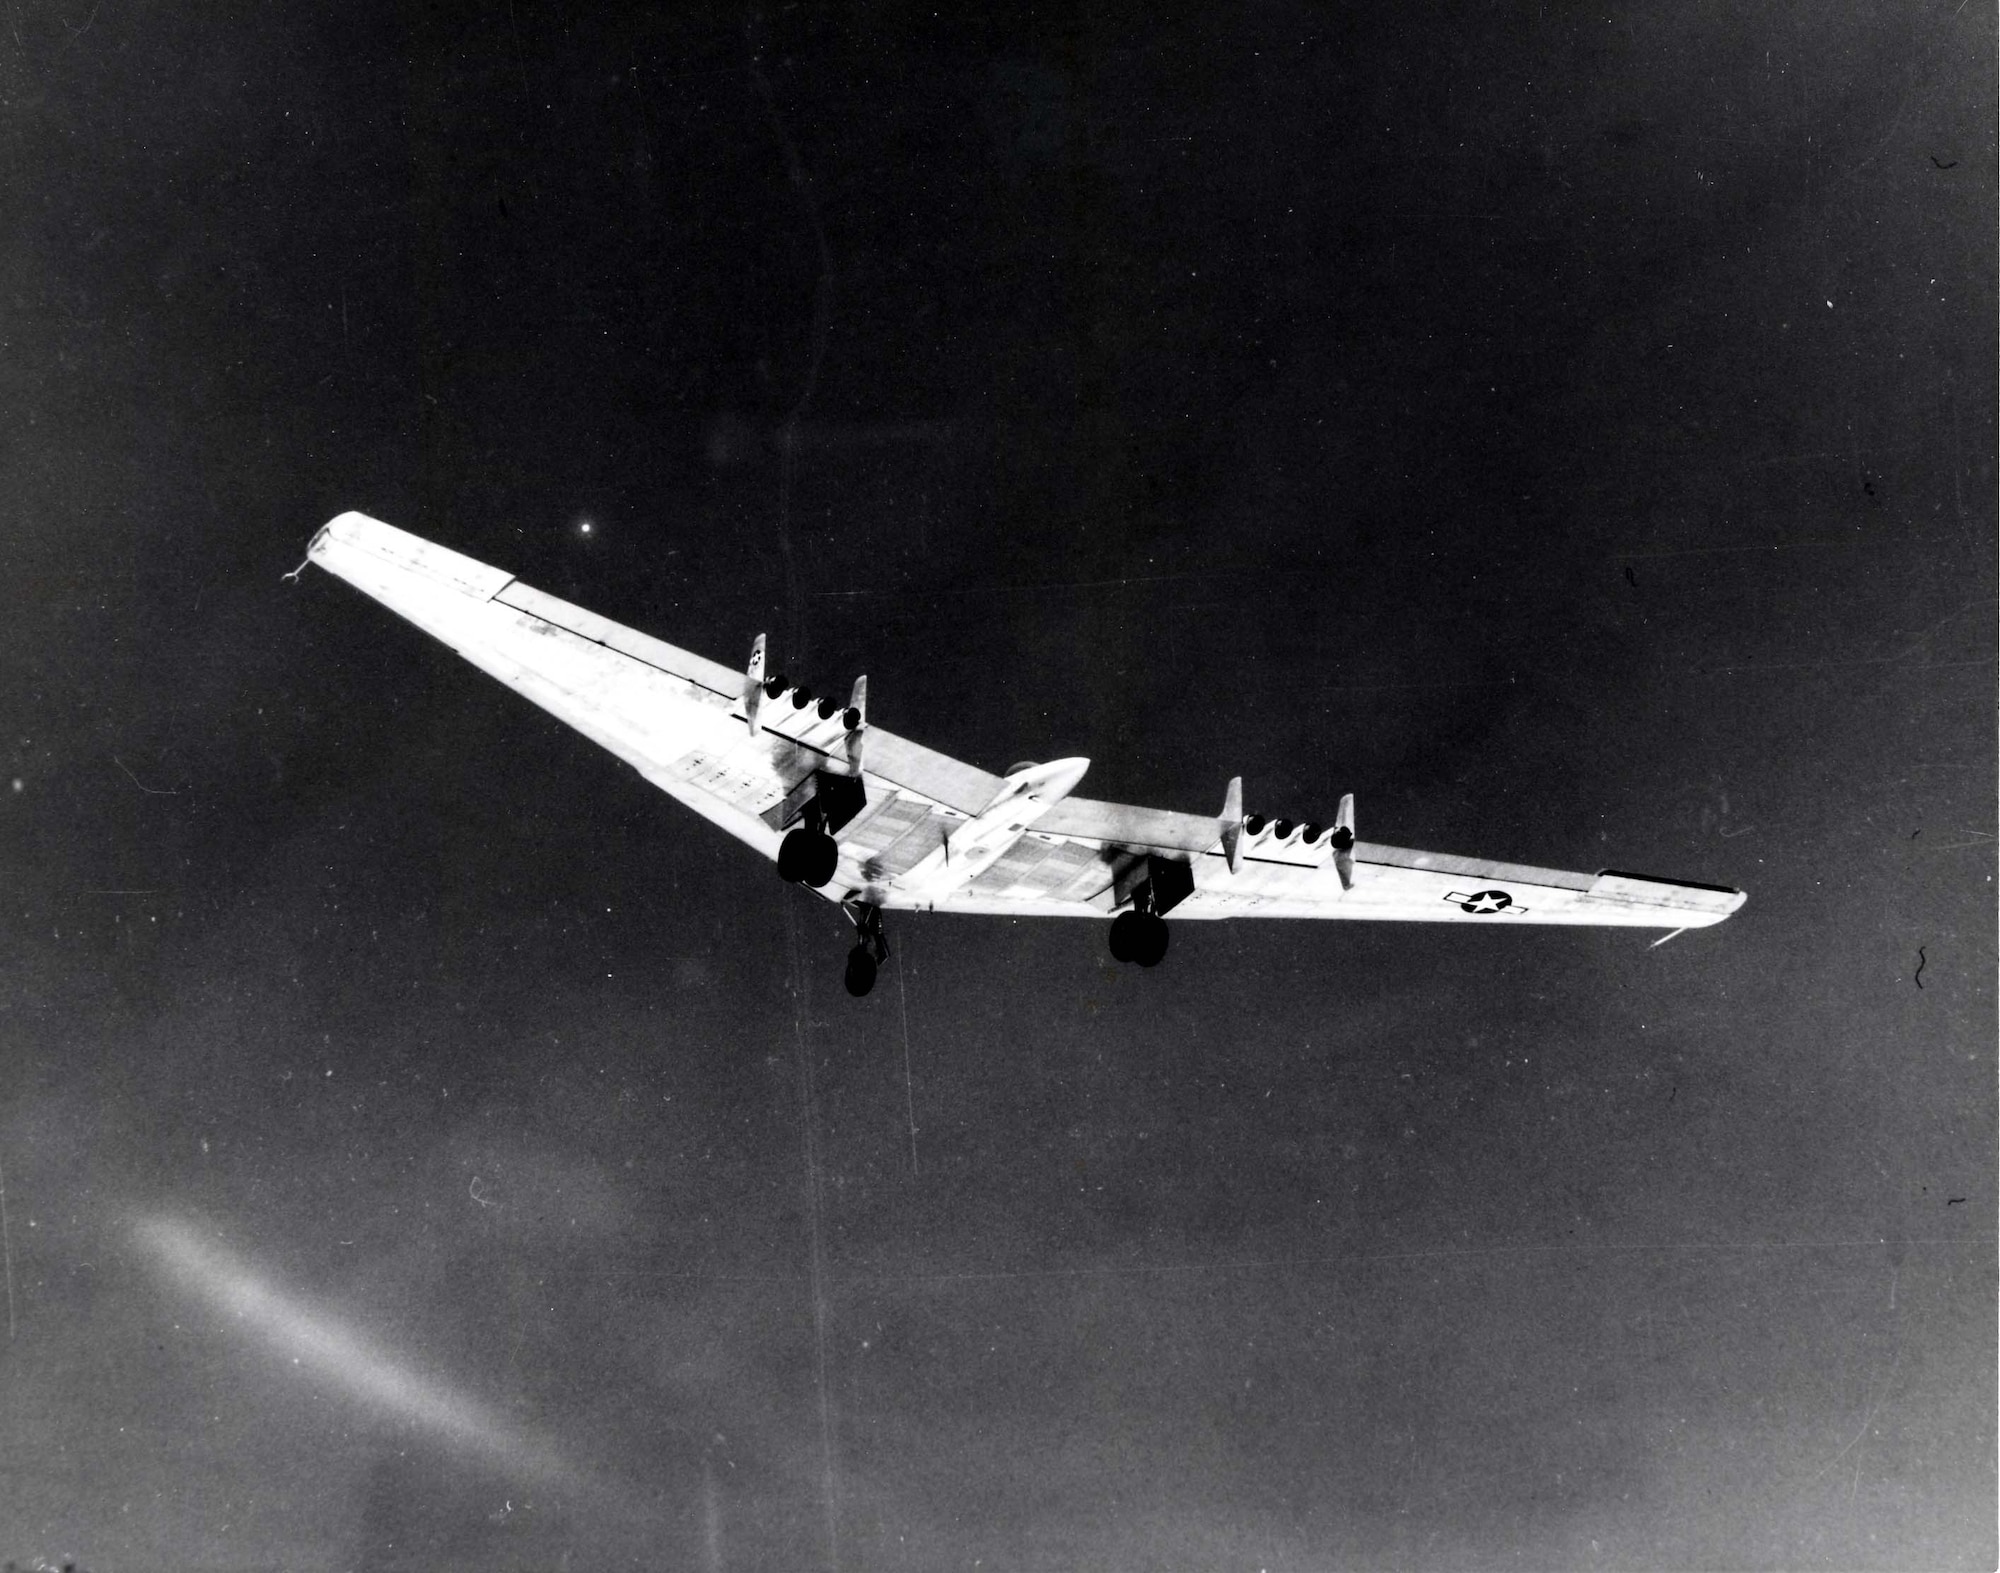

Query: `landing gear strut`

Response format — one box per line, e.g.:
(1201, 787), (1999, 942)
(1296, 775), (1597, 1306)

(843, 902), (889, 997)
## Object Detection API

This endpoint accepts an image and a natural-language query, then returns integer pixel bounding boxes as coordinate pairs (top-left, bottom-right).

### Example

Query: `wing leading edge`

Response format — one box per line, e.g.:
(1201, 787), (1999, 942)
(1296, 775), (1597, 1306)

(304, 512), (1744, 951)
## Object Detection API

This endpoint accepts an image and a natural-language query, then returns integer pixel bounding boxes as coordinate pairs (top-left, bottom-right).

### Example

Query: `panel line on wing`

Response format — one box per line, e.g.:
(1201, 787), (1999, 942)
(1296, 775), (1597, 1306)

(497, 582), (738, 699)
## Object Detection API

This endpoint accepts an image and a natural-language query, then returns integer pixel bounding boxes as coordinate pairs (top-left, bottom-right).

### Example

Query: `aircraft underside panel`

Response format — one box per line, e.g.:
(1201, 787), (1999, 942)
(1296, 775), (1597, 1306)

(848, 797), (950, 880)
(962, 835), (1120, 904)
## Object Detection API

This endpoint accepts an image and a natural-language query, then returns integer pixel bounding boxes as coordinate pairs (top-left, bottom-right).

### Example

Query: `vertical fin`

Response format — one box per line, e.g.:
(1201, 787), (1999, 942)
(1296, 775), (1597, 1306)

(1220, 775), (1244, 875)
(744, 634), (767, 736)
(1332, 792), (1356, 890)
(844, 675), (867, 773)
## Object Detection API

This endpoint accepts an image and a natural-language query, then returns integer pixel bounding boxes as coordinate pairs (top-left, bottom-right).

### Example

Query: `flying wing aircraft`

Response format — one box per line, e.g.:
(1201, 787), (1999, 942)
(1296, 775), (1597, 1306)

(301, 512), (1745, 997)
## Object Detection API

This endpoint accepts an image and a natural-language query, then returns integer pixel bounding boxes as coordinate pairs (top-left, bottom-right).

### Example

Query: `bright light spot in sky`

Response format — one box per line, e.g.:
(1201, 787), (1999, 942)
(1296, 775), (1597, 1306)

(577, 518), (595, 537)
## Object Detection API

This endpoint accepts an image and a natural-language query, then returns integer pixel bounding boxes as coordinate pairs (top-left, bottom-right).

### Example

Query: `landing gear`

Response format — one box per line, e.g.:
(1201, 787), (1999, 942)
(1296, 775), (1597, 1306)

(842, 902), (889, 997)
(1108, 909), (1168, 968)
(778, 825), (839, 887)
(776, 772), (865, 890)
(1105, 854), (1186, 970)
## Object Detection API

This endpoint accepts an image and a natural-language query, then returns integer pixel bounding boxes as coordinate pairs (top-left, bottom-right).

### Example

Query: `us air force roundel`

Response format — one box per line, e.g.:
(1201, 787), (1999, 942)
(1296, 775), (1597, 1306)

(1446, 889), (1525, 916)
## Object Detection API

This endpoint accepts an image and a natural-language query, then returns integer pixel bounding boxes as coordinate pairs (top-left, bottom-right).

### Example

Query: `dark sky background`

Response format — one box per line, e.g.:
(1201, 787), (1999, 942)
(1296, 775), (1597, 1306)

(3, 3), (1994, 1569)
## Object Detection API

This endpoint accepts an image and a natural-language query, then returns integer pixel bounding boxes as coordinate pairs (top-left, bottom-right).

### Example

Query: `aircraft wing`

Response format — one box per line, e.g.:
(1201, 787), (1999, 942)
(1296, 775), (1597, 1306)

(305, 512), (1003, 858)
(956, 794), (1747, 929)
(305, 512), (1743, 933)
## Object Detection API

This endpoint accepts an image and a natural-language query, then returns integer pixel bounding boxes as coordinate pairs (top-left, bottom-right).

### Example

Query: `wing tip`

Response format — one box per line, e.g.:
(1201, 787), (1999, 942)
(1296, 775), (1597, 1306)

(1593, 868), (1747, 921)
(305, 511), (515, 603)
(1595, 867), (1742, 897)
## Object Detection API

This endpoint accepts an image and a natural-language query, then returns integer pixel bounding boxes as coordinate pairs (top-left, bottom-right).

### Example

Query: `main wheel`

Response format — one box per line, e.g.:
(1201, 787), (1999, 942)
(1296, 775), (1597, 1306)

(844, 946), (878, 997)
(1108, 910), (1142, 963)
(1131, 912), (1169, 968)
(778, 827), (839, 887)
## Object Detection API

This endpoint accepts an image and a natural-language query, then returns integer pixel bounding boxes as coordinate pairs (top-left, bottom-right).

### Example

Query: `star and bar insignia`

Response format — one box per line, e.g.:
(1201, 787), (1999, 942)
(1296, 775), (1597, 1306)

(1446, 889), (1524, 915)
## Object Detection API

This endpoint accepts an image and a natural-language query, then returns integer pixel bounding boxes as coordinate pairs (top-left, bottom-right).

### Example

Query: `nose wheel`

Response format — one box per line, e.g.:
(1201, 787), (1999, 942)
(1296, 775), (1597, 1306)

(842, 902), (890, 997)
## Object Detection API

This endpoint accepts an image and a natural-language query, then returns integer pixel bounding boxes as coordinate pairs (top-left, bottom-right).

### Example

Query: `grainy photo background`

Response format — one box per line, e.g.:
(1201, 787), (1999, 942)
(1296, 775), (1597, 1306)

(2, 3), (1993, 1568)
